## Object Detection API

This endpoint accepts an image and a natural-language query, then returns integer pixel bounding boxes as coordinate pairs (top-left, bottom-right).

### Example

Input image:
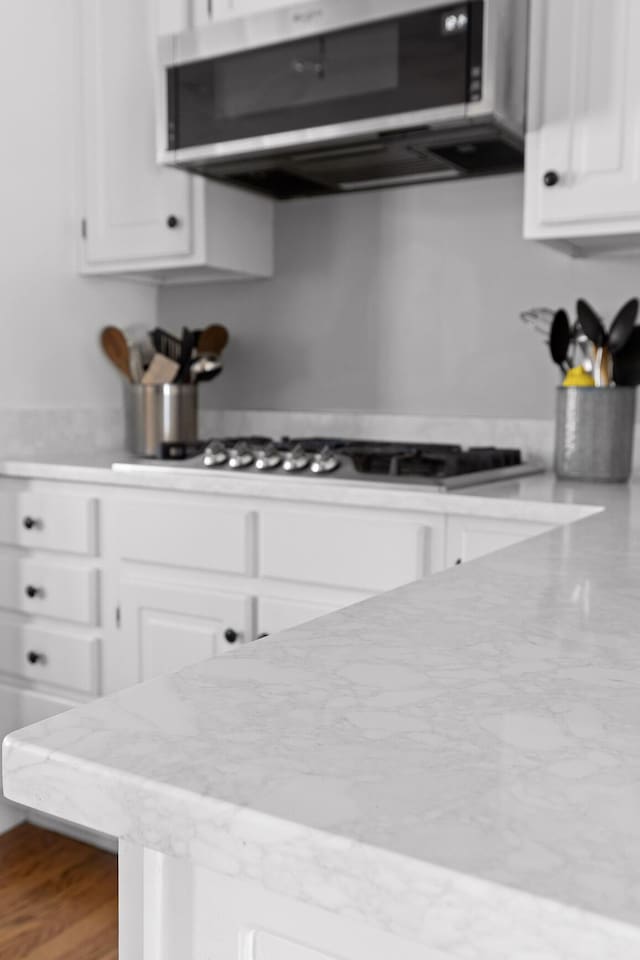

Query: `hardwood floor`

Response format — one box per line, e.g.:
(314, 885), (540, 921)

(0, 823), (117, 960)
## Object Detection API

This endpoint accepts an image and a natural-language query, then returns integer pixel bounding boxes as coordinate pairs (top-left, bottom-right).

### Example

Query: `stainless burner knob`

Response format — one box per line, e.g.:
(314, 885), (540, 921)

(227, 442), (254, 470)
(254, 445), (281, 471)
(310, 447), (341, 475)
(203, 442), (228, 467)
(281, 444), (310, 473)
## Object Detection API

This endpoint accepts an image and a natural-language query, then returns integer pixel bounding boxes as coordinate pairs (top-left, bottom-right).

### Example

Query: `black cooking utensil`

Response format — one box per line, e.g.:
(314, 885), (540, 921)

(612, 327), (640, 386)
(607, 298), (639, 355)
(549, 309), (571, 373)
(175, 327), (196, 383)
(150, 328), (183, 362)
(576, 299), (607, 347)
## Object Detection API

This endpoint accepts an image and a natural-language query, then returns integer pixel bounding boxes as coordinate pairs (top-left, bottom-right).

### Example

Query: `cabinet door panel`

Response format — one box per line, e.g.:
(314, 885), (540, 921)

(260, 509), (431, 592)
(446, 516), (553, 567)
(81, 0), (193, 263)
(119, 578), (253, 684)
(201, 0), (304, 23)
(257, 597), (345, 637)
(0, 683), (23, 833)
(527, 0), (640, 228)
(114, 496), (254, 575)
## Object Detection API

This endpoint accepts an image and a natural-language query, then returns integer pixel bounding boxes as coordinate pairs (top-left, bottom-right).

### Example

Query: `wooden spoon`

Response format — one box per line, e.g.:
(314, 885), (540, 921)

(197, 325), (229, 357)
(100, 326), (132, 381)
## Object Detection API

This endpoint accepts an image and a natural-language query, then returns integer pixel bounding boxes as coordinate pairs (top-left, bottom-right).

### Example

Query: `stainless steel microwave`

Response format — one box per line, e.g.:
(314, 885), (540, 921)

(157, 0), (529, 198)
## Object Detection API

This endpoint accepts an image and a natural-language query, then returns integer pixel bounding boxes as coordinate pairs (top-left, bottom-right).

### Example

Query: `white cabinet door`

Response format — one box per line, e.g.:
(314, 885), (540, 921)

(195, 0), (305, 25)
(525, 0), (640, 240)
(257, 597), (345, 637)
(0, 683), (23, 833)
(445, 515), (553, 568)
(260, 508), (443, 592)
(81, 0), (193, 265)
(117, 577), (254, 685)
(155, 0), (190, 35)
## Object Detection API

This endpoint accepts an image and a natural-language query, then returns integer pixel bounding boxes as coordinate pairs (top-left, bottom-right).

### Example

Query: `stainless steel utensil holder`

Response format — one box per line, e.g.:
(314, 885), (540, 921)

(554, 386), (636, 482)
(124, 383), (198, 458)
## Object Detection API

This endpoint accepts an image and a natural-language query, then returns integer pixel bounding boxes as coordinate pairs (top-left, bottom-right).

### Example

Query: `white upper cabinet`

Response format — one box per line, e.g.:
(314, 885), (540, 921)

(78, 0), (274, 283)
(193, 0), (307, 27)
(524, 0), (640, 255)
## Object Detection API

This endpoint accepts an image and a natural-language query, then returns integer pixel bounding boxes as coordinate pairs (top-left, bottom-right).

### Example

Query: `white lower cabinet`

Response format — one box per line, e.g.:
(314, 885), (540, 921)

(259, 507), (444, 592)
(0, 473), (560, 842)
(445, 515), (554, 567)
(0, 683), (22, 832)
(257, 596), (354, 637)
(120, 845), (440, 960)
(117, 576), (254, 684)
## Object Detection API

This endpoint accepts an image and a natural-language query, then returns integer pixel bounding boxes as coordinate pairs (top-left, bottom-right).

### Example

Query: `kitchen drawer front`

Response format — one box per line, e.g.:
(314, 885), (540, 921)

(0, 614), (99, 695)
(0, 553), (99, 626)
(0, 485), (98, 555)
(114, 497), (254, 575)
(259, 510), (428, 592)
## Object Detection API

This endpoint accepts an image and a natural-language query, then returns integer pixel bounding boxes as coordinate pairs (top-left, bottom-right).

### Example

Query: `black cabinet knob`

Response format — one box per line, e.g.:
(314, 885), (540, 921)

(25, 585), (42, 599)
(543, 170), (560, 187)
(27, 651), (44, 665)
(166, 215), (180, 229)
(455, 558), (463, 566)
(22, 517), (38, 530)
(224, 628), (238, 644)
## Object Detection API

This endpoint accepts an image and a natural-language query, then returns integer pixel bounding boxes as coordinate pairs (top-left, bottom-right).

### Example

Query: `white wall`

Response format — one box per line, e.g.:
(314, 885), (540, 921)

(159, 173), (640, 421)
(0, 0), (155, 412)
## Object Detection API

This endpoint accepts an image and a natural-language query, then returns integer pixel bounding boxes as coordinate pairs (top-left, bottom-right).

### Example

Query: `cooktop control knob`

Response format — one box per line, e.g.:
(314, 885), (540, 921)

(202, 442), (228, 468)
(310, 447), (341, 474)
(227, 442), (254, 470)
(254, 444), (281, 471)
(282, 444), (310, 473)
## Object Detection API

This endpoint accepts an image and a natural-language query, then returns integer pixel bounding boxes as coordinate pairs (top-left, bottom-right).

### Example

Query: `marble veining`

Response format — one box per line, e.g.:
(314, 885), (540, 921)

(4, 473), (640, 958)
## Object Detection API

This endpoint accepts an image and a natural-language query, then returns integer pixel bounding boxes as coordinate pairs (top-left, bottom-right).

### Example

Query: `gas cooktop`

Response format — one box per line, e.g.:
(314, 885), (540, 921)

(114, 437), (544, 490)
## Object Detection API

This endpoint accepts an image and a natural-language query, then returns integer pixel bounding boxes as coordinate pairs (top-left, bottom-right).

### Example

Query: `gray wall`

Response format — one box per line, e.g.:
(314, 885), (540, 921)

(159, 173), (640, 420)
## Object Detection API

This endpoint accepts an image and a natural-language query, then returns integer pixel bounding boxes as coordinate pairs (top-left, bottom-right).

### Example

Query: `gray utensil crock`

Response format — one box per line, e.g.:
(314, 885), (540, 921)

(554, 386), (636, 482)
(124, 383), (198, 458)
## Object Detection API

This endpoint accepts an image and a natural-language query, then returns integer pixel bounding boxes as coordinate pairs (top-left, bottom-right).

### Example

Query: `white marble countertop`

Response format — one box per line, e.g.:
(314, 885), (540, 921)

(4, 465), (640, 958)
(0, 450), (594, 523)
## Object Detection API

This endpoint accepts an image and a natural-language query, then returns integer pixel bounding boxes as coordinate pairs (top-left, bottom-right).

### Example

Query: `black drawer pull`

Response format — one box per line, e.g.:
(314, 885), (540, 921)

(25, 585), (43, 599)
(22, 516), (41, 531)
(27, 651), (46, 665)
(224, 628), (238, 644)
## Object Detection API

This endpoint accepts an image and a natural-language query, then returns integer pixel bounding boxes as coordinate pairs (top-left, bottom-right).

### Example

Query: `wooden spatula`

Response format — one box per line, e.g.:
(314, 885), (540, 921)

(100, 327), (132, 381)
(197, 325), (229, 357)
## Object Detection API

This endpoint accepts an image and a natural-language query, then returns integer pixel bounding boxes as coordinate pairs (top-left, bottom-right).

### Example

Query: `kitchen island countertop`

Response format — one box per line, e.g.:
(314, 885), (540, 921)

(4, 472), (640, 958)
